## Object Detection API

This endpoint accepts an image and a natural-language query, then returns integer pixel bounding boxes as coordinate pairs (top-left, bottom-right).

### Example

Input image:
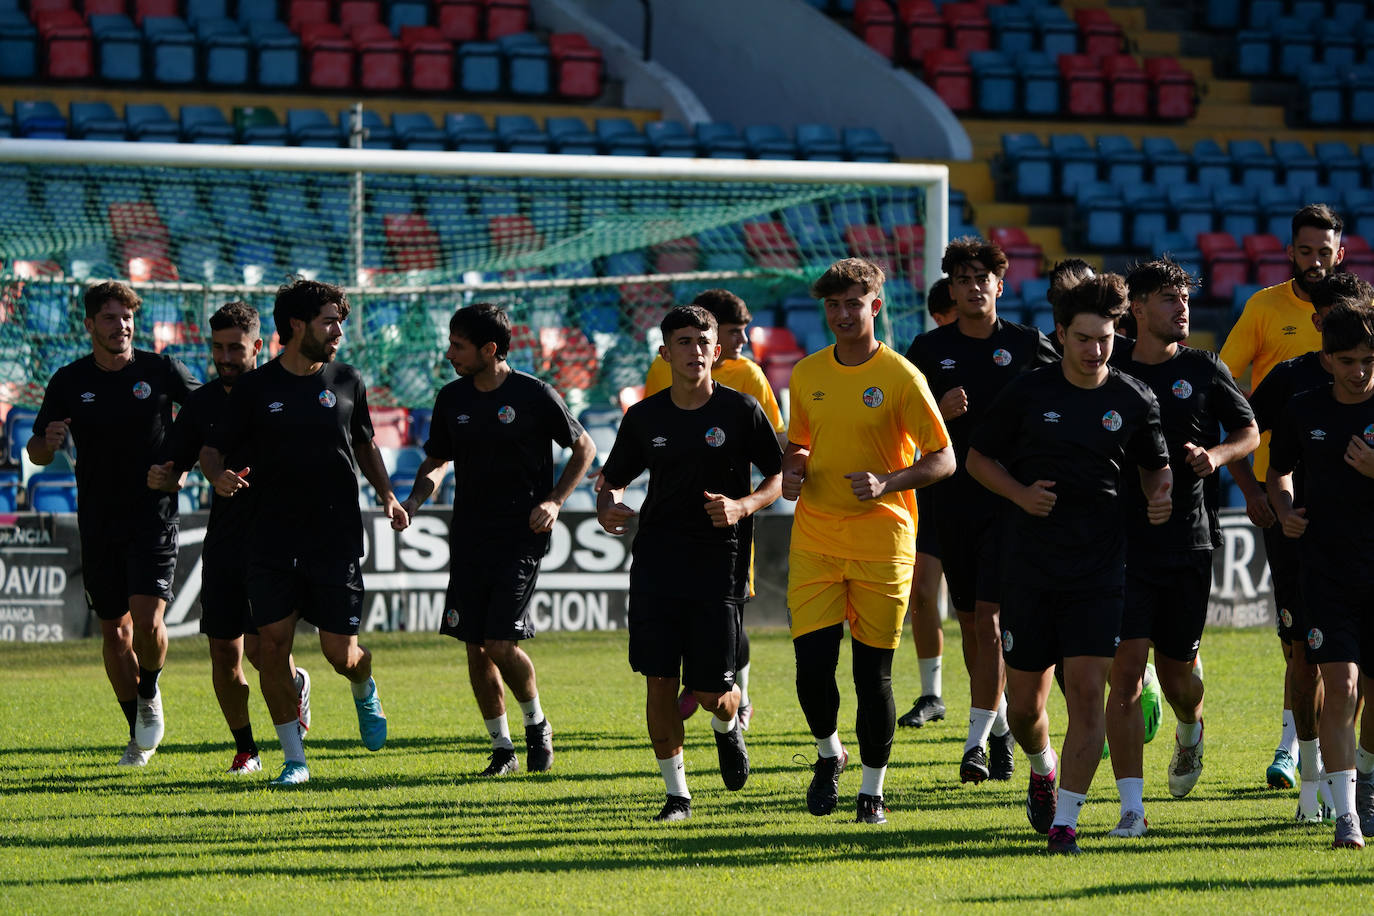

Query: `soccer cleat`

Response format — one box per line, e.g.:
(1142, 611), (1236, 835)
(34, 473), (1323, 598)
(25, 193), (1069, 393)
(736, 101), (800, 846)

(960, 745), (990, 784)
(653, 794), (691, 822)
(898, 695), (946, 728)
(479, 746), (519, 777)
(228, 752), (262, 774)
(295, 667), (312, 734)
(1107, 810), (1149, 838)
(1357, 772), (1374, 838)
(1333, 813), (1366, 849)
(1047, 825), (1081, 854)
(525, 718), (554, 773)
(1267, 748), (1297, 790)
(269, 760), (310, 786)
(989, 731), (1015, 781)
(1168, 726), (1204, 798)
(1295, 801), (1333, 825)
(738, 703), (754, 732)
(856, 793), (887, 825)
(714, 723), (750, 791)
(134, 689), (164, 751)
(678, 687), (699, 720)
(117, 740), (154, 767)
(805, 749), (848, 816)
(354, 684), (387, 752)
(1026, 769), (1057, 834)
(1140, 663), (1163, 745)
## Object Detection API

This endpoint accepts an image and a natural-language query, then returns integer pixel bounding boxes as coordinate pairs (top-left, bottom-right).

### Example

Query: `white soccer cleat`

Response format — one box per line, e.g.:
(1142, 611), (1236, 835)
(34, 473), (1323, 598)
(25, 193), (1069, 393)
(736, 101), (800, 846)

(134, 689), (164, 751)
(1107, 810), (1148, 838)
(118, 740), (155, 767)
(1168, 727), (1204, 798)
(228, 752), (262, 774)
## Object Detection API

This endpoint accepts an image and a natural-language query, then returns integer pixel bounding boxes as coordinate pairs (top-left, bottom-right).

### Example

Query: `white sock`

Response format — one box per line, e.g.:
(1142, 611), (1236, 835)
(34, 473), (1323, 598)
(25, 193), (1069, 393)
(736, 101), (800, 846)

(965, 707), (996, 752)
(1279, 710), (1298, 757)
(658, 752), (689, 798)
(1298, 738), (1321, 781)
(1356, 746), (1374, 776)
(1176, 720), (1202, 748)
(860, 764), (886, 796)
(918, 656), (942, 698)
(518, 695), (544, 727)
(1116, 777), (1144, 817)
(485, 714), (514, 751)
(1052, 788), (1087, 830)
(1328, 769), (1357, 818)
(350, 676), (375, 700)
(737, 663), (751, 709)
(991, 694), (1010, 738)
(1028, 744), (1057, 777)
(275, 720), (305, 764)
(710, 712), (737, 734)
(817, 731), (844, 759)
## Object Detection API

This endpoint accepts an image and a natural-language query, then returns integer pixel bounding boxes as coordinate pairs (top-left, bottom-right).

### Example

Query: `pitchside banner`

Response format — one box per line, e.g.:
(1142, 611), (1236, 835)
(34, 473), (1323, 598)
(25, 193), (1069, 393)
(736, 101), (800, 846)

(1, 509), (1282, 641)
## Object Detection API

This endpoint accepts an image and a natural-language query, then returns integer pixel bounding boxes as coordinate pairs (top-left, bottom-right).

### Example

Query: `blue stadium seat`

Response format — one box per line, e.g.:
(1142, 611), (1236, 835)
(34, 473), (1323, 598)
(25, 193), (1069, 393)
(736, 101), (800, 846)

(1017, 51), (1060, 116)
(1272, 140), (1320, 190)
(1314, 141), (1363, 190)
(1190, 139), (1233, 191)
(247, 20), (300, 88)
(496, 114), (550, 153)
(185, 0), (227, 25)
(0, 11), (36, 79)
(970, 50), (1017, 115)
(1348, 65), (1374, 125)
(988, 4), (1033, 55)
(125, 102), (179, 141)
(1033, 5), (1077, 58)
(1230, 283), (1264, 315)
(0, 469), (18, 512)
(499, 32), (551, 97)
(1258, 185), (1301, 239)
(796, 123), (845, 160)
(1074, 181), (1125, 249)
(1001, 132), (1053, 198)
(644, 120), (697, 157)
(340, 108), (395, 149)
(70, 101), (126, 140)
(5, 408), (37, 465)
(743, 124), (796, 160)
(592, 116), (647, 155)
(90, 15), (144, 82)
(16, 101), (67, 138)
(1271, 17), (1316, 77)
(180, 105), (234, 143)
(1316, 19), (1357, 69)
(1142, 136), (1190, 186)
(695, 121), (747, 159)
(1228, 139), (1278, 189)
(1203, 0), (1241, 29)
(388, 0), (427, 33)
(197, 17), (249, 86)
(546, 116), (598, 154)
(444, 113), (499, 151)
(1168, 183), (1215, 240)
(1233, 31), (1272, 78)
(1214, 185), (1260, 239)
(1248, 0), (1283, 29)
(392, 112), (445, 150)
(1097, 134), (1145, 186)
(236, 0), (278, 24)
(1051, 134), (1098, 197)
(458, 41), (502, 93)
(28, 471), (77, 513)
(144, 16), (196, 84)
(1020, 276), (1051, 307)
(1122, 183), (1168, 250)
(1153, 230), (1203, 281)
(286, 107), (338, 146)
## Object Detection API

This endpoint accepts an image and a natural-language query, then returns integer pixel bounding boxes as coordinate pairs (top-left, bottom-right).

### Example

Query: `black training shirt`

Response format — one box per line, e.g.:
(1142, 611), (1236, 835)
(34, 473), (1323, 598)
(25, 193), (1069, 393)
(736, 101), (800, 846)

(162, 377), (248, 556)
(970, 364), (1169, 586)
(600, 384), (783, 601)
(1250, 351), (1330, 435)
(33, 348), (199, 536)
(207, 359), (374, 561)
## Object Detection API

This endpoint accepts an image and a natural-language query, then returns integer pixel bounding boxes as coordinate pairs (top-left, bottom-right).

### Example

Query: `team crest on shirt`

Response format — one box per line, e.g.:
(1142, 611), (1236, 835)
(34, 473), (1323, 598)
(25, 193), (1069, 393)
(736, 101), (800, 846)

(1172, 379), (1193, 399)
(939, 358), (957, 370)
(131, 381), (151, 400)
(1280, 608), (1293, 628)
(80, 391), (95, 403)
(1311, 428), (1327, 441)
(318, 389), (337, 408)
(1002, 630), (1014, 652)
(1364, 424), (1374, 445)
(1308, 627), (1324, 650)
(498, 406), (516, 424)
(704, 427), (726, 447)
(1102, 410), (1123, 432)
(445, 608), (459, 628)
(862, 386), (884, 408)
(992, 348), (1012, 367)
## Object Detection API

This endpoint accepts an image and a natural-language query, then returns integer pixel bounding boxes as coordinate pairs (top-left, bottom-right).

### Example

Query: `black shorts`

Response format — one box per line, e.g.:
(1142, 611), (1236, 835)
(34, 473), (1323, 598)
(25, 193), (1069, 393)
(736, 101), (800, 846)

(933, 505), (1001, 612)
(246, 554), (365, 636)
(80, 523), (177, 620)
(1121, 549), (1211, 663)
(628, 592), (742, 693)
(200, 546), (254, 641)
(439, 536), (545, 644)
(1300, 567), (1374, 670)
(1264, 521), (1305, 641)
(1000, 580), (1125, 672)
(915, 489), (940, 560)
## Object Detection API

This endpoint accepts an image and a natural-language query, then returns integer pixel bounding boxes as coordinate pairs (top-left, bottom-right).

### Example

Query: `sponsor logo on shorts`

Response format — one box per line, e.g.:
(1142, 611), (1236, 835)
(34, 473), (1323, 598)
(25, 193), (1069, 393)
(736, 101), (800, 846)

(1311, 428), (1326, 441)
(1001, 630), (1013, 652)
(132, 381), (152, 400)
(652, 436), (667, 448)
(1307, 627), (1323, 650)
(456, 414), (470, 424)
(704, 427), (726, 447)
(1172, 379), (1193, 399)
(445, 608), (459, 628)
(497, 406), (516, 424)
(1280, 607), (1293, 628)
(1282, 325), (1298, 336)
(939, 358), (957, 370)
(155, 578), (169, 590)
(862, 386), (884, 408)
(1364, 423), (1374, 445)
(1102, 410), (1123, 432)
(318, 389), (337, 408)
(80, 391), (95, 403)
(992, 348), (1012, 367)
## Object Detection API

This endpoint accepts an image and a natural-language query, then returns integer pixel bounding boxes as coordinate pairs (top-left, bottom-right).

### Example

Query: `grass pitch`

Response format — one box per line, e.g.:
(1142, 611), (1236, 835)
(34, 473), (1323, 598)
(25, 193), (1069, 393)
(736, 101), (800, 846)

(2, 625), (1371, 913)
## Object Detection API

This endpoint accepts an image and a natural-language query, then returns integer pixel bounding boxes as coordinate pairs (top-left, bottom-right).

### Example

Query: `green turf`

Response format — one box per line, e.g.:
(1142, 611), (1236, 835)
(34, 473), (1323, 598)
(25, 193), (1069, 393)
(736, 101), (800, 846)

(1, 625), (1370, 913)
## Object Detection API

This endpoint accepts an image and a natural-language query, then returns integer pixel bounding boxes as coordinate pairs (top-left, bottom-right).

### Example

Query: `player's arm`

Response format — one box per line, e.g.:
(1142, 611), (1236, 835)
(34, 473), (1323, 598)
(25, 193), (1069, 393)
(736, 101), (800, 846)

(27, 420), (69, 466)
(1265, 466), (1307, 538)
(354, 436), (408, 530)
(530, 430), (596, 534)
(781, 441), (809, 501)
(966, 446), (1056, 517)
(704, 473), (781, 527)
(1184, 421), (1259, 478)
(1139, 464), (1173, 525)
(845, 445), (954, 501)
(398, 455), (449, 518)
(595, 478), (636, 535)
(199, 445), (250, 497)
(1225, 457), (1274, 528)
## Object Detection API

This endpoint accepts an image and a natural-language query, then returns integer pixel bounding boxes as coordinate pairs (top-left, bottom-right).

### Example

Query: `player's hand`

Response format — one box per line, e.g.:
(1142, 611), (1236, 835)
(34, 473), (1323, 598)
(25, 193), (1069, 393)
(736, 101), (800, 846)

(938, 387), (969, 420)
(1244, 489), (1276, 528)
(1345, 435), (1374, 478)
(400, 498), (419, 521)
(845, 470), (888, 502)
(1280, 506), (1308, 539)
(213, 466), (251, 498)
(781, 465), (806, 501)
(590, 470), (607, 493)
(42, 418), (70, 452)
(598, 500), (636, 536)
(1146, 480), (1172, 525)
(530, 499), (561, 533)
(1182, 441), (1218, 477)
(1016, 479), (1056, 517)
(146, 461), (178, 493)
(703, 491), (746, 527)
(386, 495), (410, 531)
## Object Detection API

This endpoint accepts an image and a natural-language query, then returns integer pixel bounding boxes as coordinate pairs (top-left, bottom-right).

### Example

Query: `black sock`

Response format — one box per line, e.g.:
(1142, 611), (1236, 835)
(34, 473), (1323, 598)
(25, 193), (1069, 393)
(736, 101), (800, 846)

(120, 699), (137, 740)
(137, 667), (161, 700)
(231, 725), (257, 756)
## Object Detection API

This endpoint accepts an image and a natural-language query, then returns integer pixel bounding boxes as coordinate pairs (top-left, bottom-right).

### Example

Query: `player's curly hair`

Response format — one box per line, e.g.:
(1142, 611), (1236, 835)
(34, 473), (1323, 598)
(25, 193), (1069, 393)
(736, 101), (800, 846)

(1125, 258), (1198, 303)
(1052, 273), (1129, 330)
(83, 280), (141, 319)
(811, 257), (885, 300)
(209, 301), (260, 337)
(940, 236), (1009, 278)
(1312, 272), (1374, 311)
(274, 276), (350, 345)
(1321, 302), (1374, 354)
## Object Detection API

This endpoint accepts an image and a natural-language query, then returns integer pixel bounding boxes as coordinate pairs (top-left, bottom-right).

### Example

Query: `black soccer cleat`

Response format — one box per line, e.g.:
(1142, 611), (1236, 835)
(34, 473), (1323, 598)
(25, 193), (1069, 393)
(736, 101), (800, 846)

(1047, 825), (1081, 855)
(478, 746), (519, 777)
(714, 723), (750, 791)
(653, 794), (692, 822)
(805, 749), (848, 816)
(856, 793), (888, 825)
(960, 745), (990, 784)
(525, 718), (554, 773)
(989, 730), (1016, 781)
(1026, 768), (1057, 835)
(898, 695), (946, 728)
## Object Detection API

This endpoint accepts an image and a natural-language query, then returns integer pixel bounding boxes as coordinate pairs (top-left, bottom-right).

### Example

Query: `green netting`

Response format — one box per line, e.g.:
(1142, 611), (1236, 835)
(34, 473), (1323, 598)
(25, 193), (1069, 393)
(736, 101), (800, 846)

(0, 161), (934, 411)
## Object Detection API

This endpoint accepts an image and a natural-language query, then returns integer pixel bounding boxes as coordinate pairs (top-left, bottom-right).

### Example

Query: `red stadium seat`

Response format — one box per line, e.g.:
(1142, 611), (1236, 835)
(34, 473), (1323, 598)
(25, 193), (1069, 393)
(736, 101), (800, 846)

(436, 0), (481, 42)
(892, 223), (926, 277)
(483, 0), (529, 40)
(338, 0), (380, 28)
(550, 32), (603, 99)
(287, 0), (330, 31)
(1059, 54), (1106, 117)
(1102, 54), (1149, 119)
(844, 224), (896, 275)
(989, 226), (1043, 293)
(1074, 8), (1122, 58)
(942, 2), (990, 52)
(131, 0), (174, 23)
(541, 327), (599, 392)
(1342, 235), (1374, 284)
(743, 221), (800, 270)
(36, 10), (92, 79)
(29, 0), (74, 14)
(300, 22), (354, 88)
(1244, 234), (1291, 287)
(1145, 57), (1196, 120)
(351, 21), (403, 91)
(748, 326), (805, 366)
(652, 236), (699, 274)
(488, 215), (540, 254)
(1198, 232), (1248, 302)
(384, 213), (440, 271)
(81, 0), (127, 18)
(371, 407), (409, 449)
(899, 0), (944, 62)
(855, 0), (896, 60)
(923, 48), (973, 113)
(401, 26), (453, 92)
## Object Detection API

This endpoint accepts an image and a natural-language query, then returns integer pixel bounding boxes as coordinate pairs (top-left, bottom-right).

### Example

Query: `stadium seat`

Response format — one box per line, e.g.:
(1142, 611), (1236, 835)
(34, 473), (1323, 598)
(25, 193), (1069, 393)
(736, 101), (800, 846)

(28, 471), (77, 513)
(1121, 183), (1168, 250)
(180, 104), (234, 143)
(341, 107), (393, 148)
(970, 50), (1017, 115)
(987, 3), (1033, 56)
(247, 19), (300, 88)
(988, 226), (1042, 292)
(942, 2), (990, 52)
(299, 22), (353, 88)
(339, 0), (379, 27)
(352, 21), (404, 91)
(70, 100), (126, 139)
(1000, 132), (1053, 199)
(1232, 30), (1272, 78)
(743, 124), (796, 160)
(1247, 0), (1284, 29)
(854, 0), (895, 59)
(1101, 55), (1148, 119)
(1074, 8), (1122, 58)
(436, 0), (480, 42)
(1017, 51), (1060, 116)
(694, 121), (747, 159)
(1343, 234), (1374, 284)
(401, 26), (452, 91)
(1032, 5), (1077, 58)
(743, 222), (800, 269)
(0, 11), (37, 78)
(843, 127), (895, 162)
(483, 0), (529, 39)
(1315, 18), (1357, 69)
(796, 123), (845, 160)
(37, 9), (93, 80)
(184, 0), (225, 25)
(0, 469), (17, 511)
(125, 101), (178, 140)
(15, 100), (67, 138)
(1243, 233), (1290, 287)
(1168, 182), (1215, 241)
(1059, 54), (1106, 117)
(89, 14), (142, 81)
(443, 112), (498, 150)
(1314, 141), (1363, 190)
(5, 408), (38, 465)
(236, 0), (277, 23)
(899, 0), (944, 62)
(392, 111), (444, 150)
(1051, 134), (1098, 197)
(922, 48), (972, 114)
(387, 0), (426, 32)
(1228, 140), (1278, 189)
(644, 120), (697, 157)
(197, 17), (250, 86)
(1198, 232), (1248, 303)
(1097, 134), (1145, 186)
(286, 0), (327, 31)
(1074, 181), (1125, 250)
(1348, 65), (1374, 125)
(1191, 139), (1233, 191)
(1145, 57), (1196, 120)
(549, 32), (602, 99)
(235, 105), (286, 144)
(495, 113), (549, 153)
(458, 40), (501, 93)
(500, 32), (551, 96)
(748, 325), (805, 367)
(143, 16), (196, 84)
(1272, 16), (1315, 77)
(1142, 136), (1189, 186)
(132, 0), (176, 23)
(1214, 185), (1260, 240)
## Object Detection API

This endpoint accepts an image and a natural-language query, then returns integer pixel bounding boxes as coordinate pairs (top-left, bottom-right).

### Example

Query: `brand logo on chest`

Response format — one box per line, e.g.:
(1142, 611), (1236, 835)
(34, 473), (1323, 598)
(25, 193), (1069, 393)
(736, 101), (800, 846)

(268, 401), (284, 414)
(652, 436), (667, 448)
(1042, 411), (1060, 423)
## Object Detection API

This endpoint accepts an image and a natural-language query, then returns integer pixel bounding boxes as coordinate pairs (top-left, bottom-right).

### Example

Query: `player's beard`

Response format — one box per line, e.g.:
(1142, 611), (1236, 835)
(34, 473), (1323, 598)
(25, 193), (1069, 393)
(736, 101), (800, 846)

(299, 326), (338, 363)
(1292, 261), (1327, 296)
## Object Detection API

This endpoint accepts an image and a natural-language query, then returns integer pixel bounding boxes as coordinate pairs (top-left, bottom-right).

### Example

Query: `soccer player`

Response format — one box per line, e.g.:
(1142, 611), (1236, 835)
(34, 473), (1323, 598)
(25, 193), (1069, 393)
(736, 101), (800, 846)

(904, 239), (1058, 782)
(899, 277), (958, 729)
(1268, 301), (1374, 849)
(200, 278), (406, 786)
(1221, 204), (1345, 789)
(597, 305), (782, 822)
(30, 280), (199, 767)
(147, 302), (311, 774)
(645, 289), (785, 730)
(966, 273), (1171, 854)
(1104, 261), (1258, 836)
(398, 303), (595, 777)
(784, 258), (953, 825)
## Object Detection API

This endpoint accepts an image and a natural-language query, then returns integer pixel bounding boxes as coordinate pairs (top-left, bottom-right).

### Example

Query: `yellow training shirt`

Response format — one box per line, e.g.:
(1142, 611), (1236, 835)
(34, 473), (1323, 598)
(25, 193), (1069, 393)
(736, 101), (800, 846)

(645, 355), (785, 433)
(787, 343), (950, 564)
